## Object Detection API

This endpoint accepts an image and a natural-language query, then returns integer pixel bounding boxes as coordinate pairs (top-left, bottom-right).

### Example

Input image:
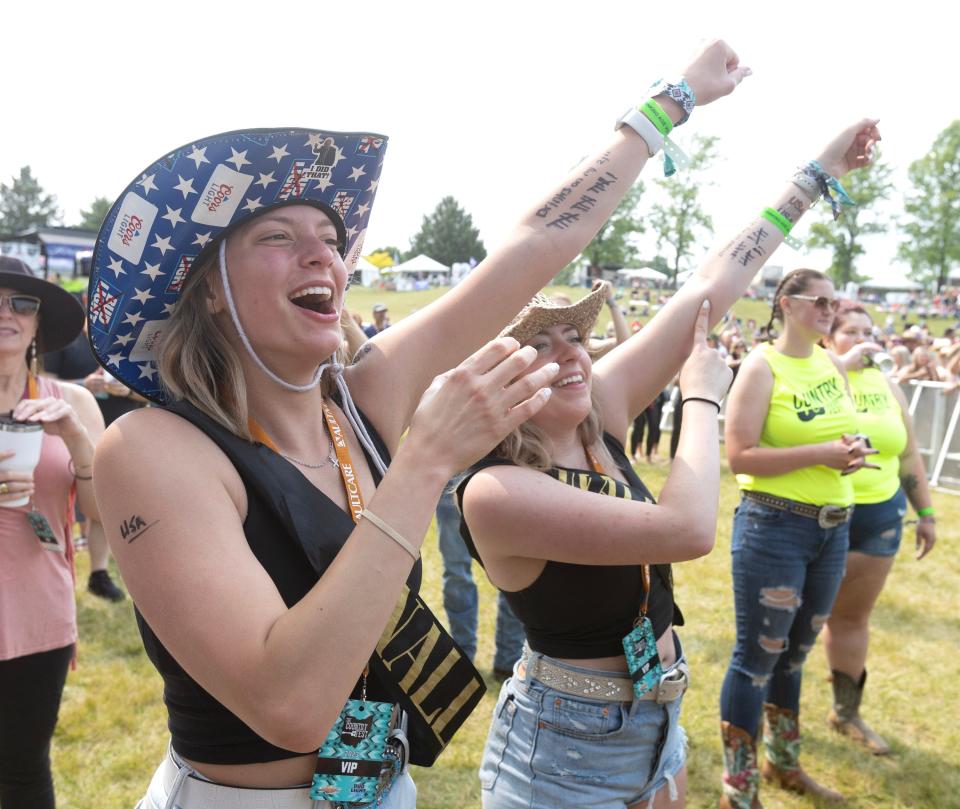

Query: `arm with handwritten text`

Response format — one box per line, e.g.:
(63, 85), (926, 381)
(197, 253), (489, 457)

(348, 40), (750, 450)
(592, 118), (881, 439)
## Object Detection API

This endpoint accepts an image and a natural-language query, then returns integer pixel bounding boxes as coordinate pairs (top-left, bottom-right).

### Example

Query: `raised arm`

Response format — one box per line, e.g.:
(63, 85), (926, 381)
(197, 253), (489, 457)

(348, 41), (749, 448)
(464, 302), (732, 569)
(593, 118), (882, 438)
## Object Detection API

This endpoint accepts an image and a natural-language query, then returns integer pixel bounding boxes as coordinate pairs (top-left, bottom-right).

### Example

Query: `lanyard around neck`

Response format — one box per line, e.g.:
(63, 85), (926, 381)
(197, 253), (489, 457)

(584, 442), (651, 617)
(249, 401), (366, 524)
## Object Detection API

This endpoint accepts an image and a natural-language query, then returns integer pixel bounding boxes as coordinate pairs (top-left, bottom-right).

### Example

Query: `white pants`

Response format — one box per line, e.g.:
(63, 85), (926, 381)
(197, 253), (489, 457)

(137, 748), (417, 809)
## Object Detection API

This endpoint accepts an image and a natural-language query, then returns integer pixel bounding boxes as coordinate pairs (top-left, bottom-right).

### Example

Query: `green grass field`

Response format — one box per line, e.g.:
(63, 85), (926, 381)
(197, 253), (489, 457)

(345, 285), (956, 339)
(59, 452), (957, 809)
(53, 286), (958, 807)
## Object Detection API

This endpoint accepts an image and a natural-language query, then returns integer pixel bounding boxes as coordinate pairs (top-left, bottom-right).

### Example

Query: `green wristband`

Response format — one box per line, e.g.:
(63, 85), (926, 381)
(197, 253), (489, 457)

(917, 506), (935, 517)
(640, 99), (674, 137)
(761, 207), (793, 237)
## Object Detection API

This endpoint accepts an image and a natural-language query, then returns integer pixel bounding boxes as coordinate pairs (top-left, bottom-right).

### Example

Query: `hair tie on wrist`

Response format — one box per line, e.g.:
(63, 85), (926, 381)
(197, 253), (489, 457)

(681, 396), (721, 412)
(917, 506), (935, 518)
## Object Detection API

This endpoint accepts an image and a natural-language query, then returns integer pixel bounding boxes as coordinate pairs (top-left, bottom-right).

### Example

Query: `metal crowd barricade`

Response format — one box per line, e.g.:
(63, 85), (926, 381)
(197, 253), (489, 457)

(903, 380), (960, 493)
(657, 379), (959, 492)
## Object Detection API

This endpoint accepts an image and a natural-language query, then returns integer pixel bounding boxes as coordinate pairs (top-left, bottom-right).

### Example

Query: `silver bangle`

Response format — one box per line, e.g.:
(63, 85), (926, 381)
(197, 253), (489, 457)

(360, 509), (419, 561)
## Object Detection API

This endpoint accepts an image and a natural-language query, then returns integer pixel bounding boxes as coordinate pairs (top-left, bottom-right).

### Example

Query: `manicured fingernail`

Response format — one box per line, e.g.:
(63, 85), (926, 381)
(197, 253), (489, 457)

(544, 363), (559, 375)
(701, 300), (710, 310)
(540, 388), (552, 399)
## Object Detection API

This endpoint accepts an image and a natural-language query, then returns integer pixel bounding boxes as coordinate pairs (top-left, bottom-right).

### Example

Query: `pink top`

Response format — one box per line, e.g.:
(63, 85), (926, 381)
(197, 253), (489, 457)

(0, 376), (77, 660)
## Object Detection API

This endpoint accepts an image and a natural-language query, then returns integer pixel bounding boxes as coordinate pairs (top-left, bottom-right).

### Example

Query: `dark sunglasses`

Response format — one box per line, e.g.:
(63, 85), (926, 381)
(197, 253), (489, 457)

(0, 294), (41, 316)
(788, 294), (840, 312)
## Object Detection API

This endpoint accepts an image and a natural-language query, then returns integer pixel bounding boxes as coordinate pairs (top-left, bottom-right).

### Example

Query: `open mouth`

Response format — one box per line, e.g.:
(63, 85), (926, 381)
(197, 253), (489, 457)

(289, 286), (336, 316)
(554, 373), (585, 388)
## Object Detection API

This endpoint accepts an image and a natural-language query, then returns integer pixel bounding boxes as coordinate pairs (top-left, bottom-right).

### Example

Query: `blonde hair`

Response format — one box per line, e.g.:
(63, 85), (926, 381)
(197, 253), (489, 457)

(158, 253), (346, 439)
(492, 390), (617, 473)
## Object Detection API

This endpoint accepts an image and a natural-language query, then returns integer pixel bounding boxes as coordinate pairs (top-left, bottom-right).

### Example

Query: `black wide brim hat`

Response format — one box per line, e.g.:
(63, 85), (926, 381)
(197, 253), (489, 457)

(0, 256), (85, 353)
(87, 127), (388, 403)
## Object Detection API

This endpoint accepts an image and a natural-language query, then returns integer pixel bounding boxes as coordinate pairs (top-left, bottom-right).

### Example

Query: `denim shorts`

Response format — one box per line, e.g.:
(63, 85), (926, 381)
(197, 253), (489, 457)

(479, 640), (687, 808)
(848, 489), (907, 557)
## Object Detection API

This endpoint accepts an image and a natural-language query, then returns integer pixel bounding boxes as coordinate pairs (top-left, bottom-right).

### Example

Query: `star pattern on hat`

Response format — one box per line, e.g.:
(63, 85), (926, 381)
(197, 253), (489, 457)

(187, 146), (210, 169)
(89, 127), (388, 403)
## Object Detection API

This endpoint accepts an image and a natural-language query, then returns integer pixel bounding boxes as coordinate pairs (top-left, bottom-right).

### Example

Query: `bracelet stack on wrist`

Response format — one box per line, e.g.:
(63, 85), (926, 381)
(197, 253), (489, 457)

(615, 79), (695, 177)
(791, 161), (856, 220)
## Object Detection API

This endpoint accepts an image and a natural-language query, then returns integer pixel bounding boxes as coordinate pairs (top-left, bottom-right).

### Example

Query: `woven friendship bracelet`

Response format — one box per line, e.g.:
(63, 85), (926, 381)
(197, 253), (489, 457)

(648, 78), (696, 126)
(800, 160), (855, 220)
(360, 509), (419, 561)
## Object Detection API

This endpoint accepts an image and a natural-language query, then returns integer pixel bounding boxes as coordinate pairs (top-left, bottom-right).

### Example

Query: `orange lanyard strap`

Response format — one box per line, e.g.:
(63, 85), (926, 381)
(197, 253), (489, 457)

(249, 402), (366, 523)
(584, 443), (651, 617)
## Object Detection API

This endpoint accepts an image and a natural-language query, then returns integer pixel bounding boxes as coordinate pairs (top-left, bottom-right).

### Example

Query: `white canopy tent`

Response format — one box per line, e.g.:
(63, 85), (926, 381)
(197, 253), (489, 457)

(382, 254), (451, 276)
(616, 267), (667, 283)
(351, 255), (381, 287)
(381, 254), (450, 290)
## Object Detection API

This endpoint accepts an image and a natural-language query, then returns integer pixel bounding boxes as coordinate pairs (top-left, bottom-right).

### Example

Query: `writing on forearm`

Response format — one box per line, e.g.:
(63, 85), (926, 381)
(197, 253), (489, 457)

(536, 152), (622, 230)
(719, 224), (772, 268)
(776, 195), (808, 225)
(120, 514), (160, 544)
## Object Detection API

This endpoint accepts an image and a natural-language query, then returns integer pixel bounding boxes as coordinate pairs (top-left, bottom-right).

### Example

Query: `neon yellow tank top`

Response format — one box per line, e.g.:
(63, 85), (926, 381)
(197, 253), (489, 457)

(737, 343), (856, 506)
(848, 368), (907, 504)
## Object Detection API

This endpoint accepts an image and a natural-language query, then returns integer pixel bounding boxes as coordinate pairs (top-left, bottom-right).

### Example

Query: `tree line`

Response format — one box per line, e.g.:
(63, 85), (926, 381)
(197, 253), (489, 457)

(2, 120), (958, 289)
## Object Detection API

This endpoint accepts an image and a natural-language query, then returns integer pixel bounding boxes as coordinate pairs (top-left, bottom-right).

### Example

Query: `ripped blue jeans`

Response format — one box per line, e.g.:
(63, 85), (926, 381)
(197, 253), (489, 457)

(720, 496), (850, 735)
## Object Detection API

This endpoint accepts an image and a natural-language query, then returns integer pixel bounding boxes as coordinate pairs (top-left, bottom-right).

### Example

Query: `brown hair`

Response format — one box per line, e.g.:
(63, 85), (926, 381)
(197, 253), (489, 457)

(158, 254), (346, 439)
(765, 268), (830, 336)
(491, 390), (616, 472)
(828, 301), (872, 338)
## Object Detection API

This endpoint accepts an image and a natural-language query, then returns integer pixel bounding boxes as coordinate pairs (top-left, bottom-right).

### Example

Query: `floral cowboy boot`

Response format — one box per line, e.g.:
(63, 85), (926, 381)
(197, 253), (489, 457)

(761, 703), (842, 801)
(720, 721), (763, 809)
(827, 669), (891, 755)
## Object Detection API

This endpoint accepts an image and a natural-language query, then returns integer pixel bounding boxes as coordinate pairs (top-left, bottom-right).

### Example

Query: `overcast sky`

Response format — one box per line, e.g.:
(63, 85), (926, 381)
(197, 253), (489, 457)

(3, 1), (954, 285)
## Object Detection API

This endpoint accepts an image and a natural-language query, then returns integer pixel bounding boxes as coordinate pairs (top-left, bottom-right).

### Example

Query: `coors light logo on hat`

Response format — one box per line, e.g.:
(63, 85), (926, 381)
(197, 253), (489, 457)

(88, 127), (388, 403)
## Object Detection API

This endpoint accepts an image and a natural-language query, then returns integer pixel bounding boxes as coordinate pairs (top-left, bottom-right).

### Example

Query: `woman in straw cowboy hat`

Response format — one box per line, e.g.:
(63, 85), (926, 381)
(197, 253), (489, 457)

(455, 118), (881, 808)
(0, 256), (104, 809)
(89, 41), (747, 808)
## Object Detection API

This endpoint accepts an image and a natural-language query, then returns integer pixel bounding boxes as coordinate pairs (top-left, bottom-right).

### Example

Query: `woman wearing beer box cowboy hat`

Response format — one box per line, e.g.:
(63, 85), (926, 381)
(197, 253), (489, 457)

(88, 41), (748, 809)
(0, 256), (104, 809)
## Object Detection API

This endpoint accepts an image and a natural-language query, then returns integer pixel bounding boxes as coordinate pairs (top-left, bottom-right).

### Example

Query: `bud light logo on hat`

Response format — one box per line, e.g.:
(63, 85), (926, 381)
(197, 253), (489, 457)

(88, 127), (388, 403)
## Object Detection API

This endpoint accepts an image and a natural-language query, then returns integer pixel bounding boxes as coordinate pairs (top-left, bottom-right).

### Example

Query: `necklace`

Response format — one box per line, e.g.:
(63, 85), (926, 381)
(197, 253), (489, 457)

(280, 428), (339, 470)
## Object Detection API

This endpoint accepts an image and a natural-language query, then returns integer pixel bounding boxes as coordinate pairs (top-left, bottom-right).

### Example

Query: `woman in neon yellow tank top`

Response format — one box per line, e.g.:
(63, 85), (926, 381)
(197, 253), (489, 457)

(820, 303), (936, 755)
(718, 268), (878, 807)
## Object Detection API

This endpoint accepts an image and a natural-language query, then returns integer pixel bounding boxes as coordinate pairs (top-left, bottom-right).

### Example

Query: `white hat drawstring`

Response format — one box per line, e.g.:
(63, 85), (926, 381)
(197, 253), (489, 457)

(218, 238), (388, 475)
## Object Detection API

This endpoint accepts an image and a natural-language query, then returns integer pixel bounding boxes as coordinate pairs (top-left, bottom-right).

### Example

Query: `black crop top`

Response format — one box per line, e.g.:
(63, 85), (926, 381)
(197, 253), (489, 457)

(456, 432), (683, 659)
(135, 399), (418, 765)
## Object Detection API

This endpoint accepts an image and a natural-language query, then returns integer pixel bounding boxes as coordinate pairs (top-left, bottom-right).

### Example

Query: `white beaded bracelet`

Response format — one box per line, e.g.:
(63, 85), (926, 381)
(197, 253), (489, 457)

(615, 106), (664, 158)
(360, 509), (420, 561)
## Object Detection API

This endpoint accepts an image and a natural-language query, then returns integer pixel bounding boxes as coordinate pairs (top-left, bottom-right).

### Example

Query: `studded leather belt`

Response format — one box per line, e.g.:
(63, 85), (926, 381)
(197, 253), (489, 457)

(517, 652), (689, 703)
(742, 490), (853, 529)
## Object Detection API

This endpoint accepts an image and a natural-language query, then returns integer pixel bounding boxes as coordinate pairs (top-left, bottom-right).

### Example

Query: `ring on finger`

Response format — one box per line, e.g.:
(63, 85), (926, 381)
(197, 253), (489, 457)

(0, 482), (8, 495)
